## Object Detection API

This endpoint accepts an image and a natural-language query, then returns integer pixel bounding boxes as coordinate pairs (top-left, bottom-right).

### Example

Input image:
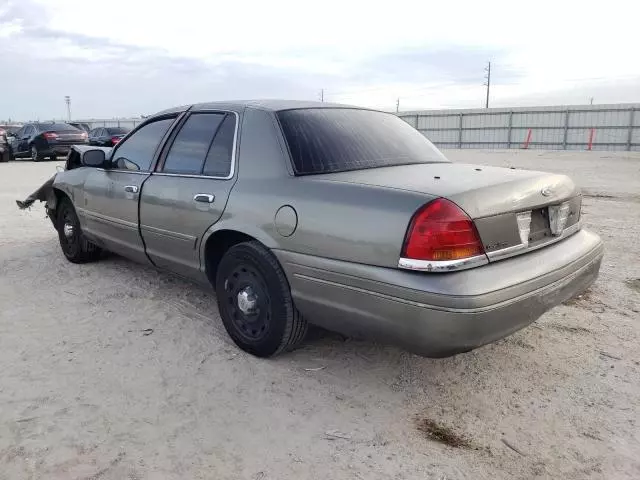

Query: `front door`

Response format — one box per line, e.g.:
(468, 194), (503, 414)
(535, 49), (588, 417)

(139, 111), (238, 279)
(78, 117), (177, 263)
(16, 125), (33, 155)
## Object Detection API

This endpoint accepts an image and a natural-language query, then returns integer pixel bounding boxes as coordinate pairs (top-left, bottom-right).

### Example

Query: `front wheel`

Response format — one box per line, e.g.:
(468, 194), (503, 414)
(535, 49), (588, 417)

(56, 198), (102, 263)
(215, 241), (307, 357)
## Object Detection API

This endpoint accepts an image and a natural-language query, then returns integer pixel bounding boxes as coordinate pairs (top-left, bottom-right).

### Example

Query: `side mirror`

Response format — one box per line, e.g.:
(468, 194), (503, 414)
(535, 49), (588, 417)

(82, 149), (108, 168)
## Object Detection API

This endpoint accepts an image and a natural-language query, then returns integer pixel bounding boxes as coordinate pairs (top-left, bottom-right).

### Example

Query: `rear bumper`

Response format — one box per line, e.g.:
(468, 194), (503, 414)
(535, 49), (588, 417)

(275, 229), (604, 357)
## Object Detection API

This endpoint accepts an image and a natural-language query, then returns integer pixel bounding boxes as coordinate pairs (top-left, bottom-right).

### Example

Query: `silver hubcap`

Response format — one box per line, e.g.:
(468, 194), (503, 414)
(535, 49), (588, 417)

(63, 223), (74, 239)
(237, 286), (258, 315)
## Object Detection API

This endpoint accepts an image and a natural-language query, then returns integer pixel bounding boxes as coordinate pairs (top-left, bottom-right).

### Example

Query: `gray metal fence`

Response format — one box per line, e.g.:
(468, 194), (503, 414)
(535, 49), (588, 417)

(78, 118), (144, 130)
(398, 103), (640, 151)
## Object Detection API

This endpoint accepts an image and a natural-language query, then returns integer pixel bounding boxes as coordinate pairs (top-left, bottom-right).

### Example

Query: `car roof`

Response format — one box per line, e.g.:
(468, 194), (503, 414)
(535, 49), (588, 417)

(154, 99), (380, 116)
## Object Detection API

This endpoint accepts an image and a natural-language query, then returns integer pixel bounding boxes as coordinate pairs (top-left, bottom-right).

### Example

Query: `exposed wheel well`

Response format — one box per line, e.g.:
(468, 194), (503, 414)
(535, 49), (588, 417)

(49, 188), (69, 228)
(204, 230), (256, 283)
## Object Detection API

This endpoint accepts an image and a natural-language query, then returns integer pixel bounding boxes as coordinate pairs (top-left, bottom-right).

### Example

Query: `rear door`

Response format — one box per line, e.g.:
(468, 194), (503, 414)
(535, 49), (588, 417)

(139, 111), (238, 278)
(80, 116), (177, 263)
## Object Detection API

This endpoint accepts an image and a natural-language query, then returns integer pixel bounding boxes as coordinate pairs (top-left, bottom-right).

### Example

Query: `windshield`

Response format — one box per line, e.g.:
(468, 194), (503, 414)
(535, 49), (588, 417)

(277, 108), (449, 175)
(37, 123), (80, 132)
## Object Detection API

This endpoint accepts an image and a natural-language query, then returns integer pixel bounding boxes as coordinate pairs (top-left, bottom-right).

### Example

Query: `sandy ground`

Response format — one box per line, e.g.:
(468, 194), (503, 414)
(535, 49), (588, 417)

(0, 150), (639, 480)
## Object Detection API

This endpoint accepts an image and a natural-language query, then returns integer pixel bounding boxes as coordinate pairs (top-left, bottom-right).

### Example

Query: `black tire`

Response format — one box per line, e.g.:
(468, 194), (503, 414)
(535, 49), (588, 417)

(56, 197), (102, 263)
(31, 145), (43, 162)
(215, 241), (307, 357)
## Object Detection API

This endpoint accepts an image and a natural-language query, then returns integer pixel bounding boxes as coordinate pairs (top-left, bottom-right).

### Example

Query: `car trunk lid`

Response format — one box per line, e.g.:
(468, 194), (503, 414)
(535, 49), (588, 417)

(312, 162), (582, 262)
(48, 130), (87, 144)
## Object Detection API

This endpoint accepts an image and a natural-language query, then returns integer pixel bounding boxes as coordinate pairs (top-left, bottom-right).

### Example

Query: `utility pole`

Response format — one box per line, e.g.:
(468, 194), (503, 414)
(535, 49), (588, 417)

(64, 96), (71, 121)
(396, 98), (400, 113)
(320, 89), (324, 102)
(483, 61), (491, 108)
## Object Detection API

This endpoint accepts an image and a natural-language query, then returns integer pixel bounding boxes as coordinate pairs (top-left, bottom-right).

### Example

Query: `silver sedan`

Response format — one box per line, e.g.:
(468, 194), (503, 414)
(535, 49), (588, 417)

(19, 100), (603, 357)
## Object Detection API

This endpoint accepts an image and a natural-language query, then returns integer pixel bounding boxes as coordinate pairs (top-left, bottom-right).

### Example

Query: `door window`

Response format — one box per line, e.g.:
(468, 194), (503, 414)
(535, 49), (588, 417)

(202, 114), (236, 177)
(111, 118), (174, 171)
(162, 113), (225, 175)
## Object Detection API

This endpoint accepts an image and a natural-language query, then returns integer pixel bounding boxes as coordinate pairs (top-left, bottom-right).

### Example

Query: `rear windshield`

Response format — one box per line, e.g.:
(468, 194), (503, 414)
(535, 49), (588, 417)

(277, 108), (449, 175)
(107, 127), (129, 135)
(37, 123), (78, 132)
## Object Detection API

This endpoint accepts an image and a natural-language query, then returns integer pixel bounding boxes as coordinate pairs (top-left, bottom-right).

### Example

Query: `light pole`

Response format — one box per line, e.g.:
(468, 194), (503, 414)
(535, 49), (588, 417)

(64, 96), (71, 121)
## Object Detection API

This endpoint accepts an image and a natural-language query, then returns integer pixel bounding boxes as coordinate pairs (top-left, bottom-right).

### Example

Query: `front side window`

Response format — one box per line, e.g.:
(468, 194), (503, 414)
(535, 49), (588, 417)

(162, 113), (225, 174)
(277, 108), (449, 175)
(111, 118), (175, 171)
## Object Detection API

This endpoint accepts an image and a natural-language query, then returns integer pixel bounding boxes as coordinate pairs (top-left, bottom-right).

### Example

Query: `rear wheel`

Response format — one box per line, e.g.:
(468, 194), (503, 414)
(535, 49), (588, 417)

(31, 145), (44, 162)
(215, 241), (307, 357)
(56, 198), (102, 263)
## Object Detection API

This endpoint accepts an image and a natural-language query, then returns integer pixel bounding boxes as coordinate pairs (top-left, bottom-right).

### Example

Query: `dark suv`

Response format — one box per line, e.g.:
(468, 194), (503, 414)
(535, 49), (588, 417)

(8, 123), (88, 161)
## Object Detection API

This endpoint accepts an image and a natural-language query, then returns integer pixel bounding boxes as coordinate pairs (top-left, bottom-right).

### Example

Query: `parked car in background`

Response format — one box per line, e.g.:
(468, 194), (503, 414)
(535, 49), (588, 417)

(0, 125), (20, 162)
(0, 124), (23, 138)
(18, 100), (603, 358)
(88, 126), (131, 146)
(69, 122), (91, 133)
(8, 122), (88, 161)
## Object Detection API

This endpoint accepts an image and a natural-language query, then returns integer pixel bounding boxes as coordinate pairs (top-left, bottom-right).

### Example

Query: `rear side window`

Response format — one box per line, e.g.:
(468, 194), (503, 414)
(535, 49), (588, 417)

(277, 108), (448, 175)
(162, 113), (225, 174)
(202, 114), (236, 177)
(107, 127), (129, 135)
(111, 118), (174, 171)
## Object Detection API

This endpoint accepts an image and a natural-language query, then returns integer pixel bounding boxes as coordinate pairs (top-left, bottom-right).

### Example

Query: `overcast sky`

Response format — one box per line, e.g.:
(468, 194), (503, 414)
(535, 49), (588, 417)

(1, 0), (638, 120)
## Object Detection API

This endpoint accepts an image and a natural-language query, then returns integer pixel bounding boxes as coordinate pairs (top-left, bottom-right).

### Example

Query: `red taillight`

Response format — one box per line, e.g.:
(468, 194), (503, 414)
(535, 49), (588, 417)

(402, 198), (485, 261)
(43, 132), (58, 140)
(111, 136), (121, 144)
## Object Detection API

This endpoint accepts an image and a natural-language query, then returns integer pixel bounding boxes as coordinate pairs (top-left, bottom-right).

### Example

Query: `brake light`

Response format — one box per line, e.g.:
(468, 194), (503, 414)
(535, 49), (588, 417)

(111, 136), (121, 144)
(43, 132), (58, 140)
(81, 132), (88, 139)
(402, 198), (484, 261)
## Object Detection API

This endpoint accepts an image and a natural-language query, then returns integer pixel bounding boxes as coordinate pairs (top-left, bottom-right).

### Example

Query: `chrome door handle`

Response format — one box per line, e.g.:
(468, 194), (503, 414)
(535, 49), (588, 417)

(124, 185), (139, 193)
(193, 194), (215, 203)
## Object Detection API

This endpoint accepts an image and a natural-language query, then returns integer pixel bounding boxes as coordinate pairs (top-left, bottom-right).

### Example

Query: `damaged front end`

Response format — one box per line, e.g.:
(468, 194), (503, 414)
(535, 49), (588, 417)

(15, 145), (109, 225)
